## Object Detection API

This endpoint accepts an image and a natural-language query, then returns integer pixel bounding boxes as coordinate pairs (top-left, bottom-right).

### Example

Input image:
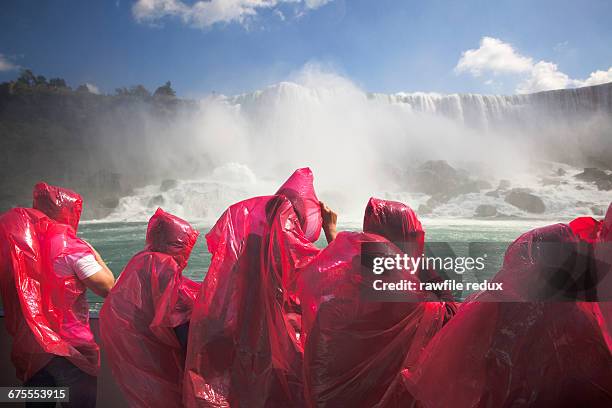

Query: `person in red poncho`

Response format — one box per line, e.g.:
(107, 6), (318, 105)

(568, 204), (612, 352)
(0, 182), (115, 408)
(183, 168), (326, 408)
(298, 197), (456, 408)
(99, 208), (201, 408)
(403, 217), (612, 408)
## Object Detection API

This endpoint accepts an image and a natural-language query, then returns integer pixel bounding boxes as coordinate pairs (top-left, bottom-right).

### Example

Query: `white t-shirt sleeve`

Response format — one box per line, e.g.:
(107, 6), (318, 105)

(54, 252), (103, 280)
(71, 254), (103, 280)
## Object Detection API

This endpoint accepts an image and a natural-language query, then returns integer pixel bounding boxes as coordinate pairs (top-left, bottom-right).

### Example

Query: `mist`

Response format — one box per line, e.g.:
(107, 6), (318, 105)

(74, 65), (612, 222)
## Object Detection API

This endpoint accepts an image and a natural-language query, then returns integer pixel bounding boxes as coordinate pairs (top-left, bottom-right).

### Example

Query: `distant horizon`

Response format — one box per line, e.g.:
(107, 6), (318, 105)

(1, 1), (611, 98)
(3, 66), (611, 99)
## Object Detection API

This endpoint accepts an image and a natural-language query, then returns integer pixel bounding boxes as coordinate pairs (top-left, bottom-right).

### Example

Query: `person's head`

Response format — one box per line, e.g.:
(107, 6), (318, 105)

(145, 208), (199, 268)
(500, 223), (589, 301)
(32, 182), (83, 231)
(275, 167), (322, 242)
(363, 197), (424, 257)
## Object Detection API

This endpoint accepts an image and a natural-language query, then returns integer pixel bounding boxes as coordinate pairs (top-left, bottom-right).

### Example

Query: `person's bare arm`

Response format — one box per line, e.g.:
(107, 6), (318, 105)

(320, 201), (338, 244)
(82, 245), (115, 298)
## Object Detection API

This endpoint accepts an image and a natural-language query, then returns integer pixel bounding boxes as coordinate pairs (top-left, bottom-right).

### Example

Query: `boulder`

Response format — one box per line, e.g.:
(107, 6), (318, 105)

(407, 160), (463, 196)
(406, 160), (492, 201)
(574, 168), (612, 190)
(160, 179), (178, 192)
(591, 205), (606, 216)
(497, 179), (511, 190)
(418, 204), (433, 215)
(504, 189), (546, 214)
(148, 195), (165, 207)
(596, 179), (612, 191)
(474, 204), (497, 217)
(541, 178), (560, 186)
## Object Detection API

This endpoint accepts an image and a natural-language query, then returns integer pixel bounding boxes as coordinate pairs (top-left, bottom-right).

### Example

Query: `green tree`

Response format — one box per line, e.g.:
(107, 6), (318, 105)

(48, 78), (68, 89)
(153, 81), (176, 98)
(34, 75), (47, 87)
(115, 86), (129, 96)
(17, 69), (36, 87)
(114, 85), (150, 98)
(130, 84), (151, 98)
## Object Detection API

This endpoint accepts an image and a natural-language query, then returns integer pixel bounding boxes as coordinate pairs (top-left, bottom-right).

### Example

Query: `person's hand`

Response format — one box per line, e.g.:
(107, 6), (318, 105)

(320, 201), (338, 244)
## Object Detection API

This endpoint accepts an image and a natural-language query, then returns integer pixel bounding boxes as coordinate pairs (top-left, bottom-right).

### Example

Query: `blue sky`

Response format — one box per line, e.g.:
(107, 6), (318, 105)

(1, 0), (611, 97)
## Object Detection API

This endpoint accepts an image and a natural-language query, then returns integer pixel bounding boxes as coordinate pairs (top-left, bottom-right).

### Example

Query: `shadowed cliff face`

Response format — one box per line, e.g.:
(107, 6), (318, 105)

(0, 89), (203, 219)
(0, 79), (611, 220)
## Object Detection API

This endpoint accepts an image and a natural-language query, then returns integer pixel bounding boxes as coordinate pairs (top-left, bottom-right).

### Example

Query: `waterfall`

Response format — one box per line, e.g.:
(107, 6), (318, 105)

(101, 79), (612, 223)
(371, 82), (612, 130)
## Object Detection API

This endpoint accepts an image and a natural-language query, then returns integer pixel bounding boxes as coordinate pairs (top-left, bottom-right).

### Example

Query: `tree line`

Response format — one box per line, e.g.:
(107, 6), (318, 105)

(1, 68), (177, 99)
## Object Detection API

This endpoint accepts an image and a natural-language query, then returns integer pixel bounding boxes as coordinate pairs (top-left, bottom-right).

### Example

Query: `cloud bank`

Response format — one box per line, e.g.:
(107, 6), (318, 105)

(456, 37), (612, 93)
(0, 53), (19, 72)
(132, 0), (332, 28)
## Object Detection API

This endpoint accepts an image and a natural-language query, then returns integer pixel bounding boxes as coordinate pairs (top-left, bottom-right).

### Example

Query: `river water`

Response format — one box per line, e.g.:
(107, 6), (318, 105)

(79, 217), (561, 310)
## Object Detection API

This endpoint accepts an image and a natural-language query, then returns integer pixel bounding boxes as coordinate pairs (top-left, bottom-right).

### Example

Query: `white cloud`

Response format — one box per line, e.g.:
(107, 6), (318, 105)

(573, 67), (612, 87)
(304, 0), (331, 9)
(132, 0), (332, 28)
(85, 83), (101, 94)
(516, 61), (570, 93)
(0, 54), (19, 72)
(456, 37), (612, 94)
(455, 37), (533, 76)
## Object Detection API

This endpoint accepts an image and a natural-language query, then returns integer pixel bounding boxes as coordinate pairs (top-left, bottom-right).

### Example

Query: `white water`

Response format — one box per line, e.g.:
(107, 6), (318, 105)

(103, 161), (611, 224)
(102, 69), (612, 224)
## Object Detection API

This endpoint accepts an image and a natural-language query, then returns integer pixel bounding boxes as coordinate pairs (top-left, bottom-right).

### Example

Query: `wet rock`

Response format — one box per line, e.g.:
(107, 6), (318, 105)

(556, 168), (566, 176)
(100, 197), (120, 208)
(406, 160), (492, 201)
(541, 177), (560, 186)
(497, 179), (511, 190)
(596, 179), (612, 191)
(575, 167), (608, 182)
(406, 160), (462, 195)
(418, 204), (433, 215)
(474, 204), (497, 217)
(591, 206), (606, 216)
(160, 179), (178, 192)
(485, 190), (499, 198)
(148, 195), (165, 207)
(504, 189), (546, 214)
(574, 168), (612, 190)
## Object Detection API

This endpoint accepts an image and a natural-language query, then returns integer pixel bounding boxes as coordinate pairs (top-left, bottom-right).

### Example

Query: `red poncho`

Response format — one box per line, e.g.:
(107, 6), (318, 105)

(569, 204), (612, 352)
(99, 208), (201, 408)
(183, 168), (322, 408)
(0, 183), (98, 381)
(298, 198), (455, 408)
(404, 220), (612, 408)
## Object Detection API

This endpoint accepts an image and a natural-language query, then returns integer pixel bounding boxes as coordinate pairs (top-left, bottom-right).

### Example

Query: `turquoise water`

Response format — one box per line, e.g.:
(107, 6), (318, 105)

(78, 218), (557, 309)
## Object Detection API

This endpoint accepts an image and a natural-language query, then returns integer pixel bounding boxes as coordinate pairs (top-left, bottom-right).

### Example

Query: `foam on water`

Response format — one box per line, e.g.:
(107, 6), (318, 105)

(101, 161), (610, 224)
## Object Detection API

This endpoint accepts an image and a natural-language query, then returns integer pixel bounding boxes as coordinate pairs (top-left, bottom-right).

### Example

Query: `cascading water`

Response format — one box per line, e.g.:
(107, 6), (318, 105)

(102, 71), (612, 224)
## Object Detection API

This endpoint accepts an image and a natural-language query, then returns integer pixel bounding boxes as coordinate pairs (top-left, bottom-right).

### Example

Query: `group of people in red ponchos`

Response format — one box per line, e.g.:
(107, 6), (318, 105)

(1, 169), (611, 408)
